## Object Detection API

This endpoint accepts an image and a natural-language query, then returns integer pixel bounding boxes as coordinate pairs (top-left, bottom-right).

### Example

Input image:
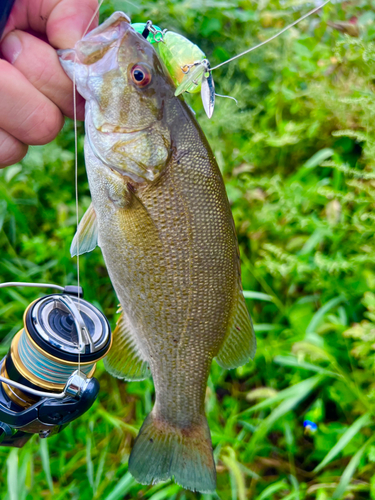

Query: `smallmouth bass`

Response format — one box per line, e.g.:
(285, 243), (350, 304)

(59, 12), (256, 493)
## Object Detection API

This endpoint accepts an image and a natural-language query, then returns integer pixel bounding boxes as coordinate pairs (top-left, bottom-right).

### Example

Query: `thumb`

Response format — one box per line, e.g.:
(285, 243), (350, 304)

(46, 0), (99, 49)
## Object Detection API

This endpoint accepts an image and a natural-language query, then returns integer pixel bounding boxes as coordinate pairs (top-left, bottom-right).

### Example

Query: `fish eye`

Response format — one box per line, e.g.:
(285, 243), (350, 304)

(130, 64), (152, 87)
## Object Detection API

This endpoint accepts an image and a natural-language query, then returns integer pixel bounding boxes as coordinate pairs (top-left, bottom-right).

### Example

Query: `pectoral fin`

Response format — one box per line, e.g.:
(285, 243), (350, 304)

(70, 203), (98, 257)
(216, 286), (256, 369)
(104, 309), (151, 381)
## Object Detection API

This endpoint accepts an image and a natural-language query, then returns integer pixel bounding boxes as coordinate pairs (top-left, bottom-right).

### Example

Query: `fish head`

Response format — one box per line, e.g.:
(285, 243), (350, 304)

(59, 12), (174, 183)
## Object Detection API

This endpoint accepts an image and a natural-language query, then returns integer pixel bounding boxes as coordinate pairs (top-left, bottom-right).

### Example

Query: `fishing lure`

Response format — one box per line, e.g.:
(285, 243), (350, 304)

(131, 21), (215, 118)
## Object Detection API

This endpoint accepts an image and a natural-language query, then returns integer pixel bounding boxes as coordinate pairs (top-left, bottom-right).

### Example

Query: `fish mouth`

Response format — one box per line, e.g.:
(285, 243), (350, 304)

(76, 13), (132, 65)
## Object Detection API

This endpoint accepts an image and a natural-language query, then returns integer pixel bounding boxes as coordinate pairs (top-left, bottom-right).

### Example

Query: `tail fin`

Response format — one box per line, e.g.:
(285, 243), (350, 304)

(128, 412), (216, 493)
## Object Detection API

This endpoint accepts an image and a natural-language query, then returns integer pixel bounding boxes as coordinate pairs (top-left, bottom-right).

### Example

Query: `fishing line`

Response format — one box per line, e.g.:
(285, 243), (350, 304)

(83, 0), (104, 37)
(72, 66), (81, 371)
(73, 0), (104, 372)
(209, 0), (331, 72)
(215, 93), (238, 105)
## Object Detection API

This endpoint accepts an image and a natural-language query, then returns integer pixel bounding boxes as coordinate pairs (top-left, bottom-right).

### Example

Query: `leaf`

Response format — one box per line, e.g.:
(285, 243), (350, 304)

(94, 446), (108, 491)
(314, 412), (372, 472)
(7, 449), (18, 500)
(257, 480), (288, 500)
(274, 355), (340, 378)
(248, 393), (313, 454)
(306, 296), (346, 334)
(18, 450), (32, 500)
(221, 448), (246, 500)
(253, 323), (283, 332)
(0, 200), (7, 232)
(239, 375), (324, 416)
(238, 463), (261, 481)
(243, 291), (274, 301)
(103, 472), (135, 500)
(243, 376), (324, 461)
(147, 484), (180, 500)
(4, 165), (22, 183)
(39, 438), (54, 493)
(96, 408), (138, 435)
(86, 434), (94, 491)
(304, 148), (334, 168)
(332, 434), (375, 499)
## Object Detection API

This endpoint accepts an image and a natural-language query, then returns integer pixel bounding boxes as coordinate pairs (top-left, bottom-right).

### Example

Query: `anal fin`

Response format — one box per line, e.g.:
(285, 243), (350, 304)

(70, 203), (98, 257)
(216, 286), (256, 369)
(104, 309), (151, 381)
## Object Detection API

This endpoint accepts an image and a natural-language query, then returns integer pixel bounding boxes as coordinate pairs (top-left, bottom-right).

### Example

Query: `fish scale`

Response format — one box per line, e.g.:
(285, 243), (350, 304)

(59, 11), (256, 493)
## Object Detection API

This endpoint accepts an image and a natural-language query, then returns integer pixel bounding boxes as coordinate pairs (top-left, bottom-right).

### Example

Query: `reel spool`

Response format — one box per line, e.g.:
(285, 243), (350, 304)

(0, 282), (112, 447)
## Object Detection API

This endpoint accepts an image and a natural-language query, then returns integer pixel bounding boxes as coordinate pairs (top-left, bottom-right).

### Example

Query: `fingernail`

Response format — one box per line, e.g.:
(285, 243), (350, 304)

(1, 32), (22, 64)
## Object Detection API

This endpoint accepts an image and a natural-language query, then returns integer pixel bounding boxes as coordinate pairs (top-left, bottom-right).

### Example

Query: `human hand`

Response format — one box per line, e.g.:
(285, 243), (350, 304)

(0, 0), (99, 167)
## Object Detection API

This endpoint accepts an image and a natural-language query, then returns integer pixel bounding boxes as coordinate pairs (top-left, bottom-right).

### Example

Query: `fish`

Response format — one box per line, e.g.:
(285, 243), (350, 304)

(58, 11), (256, 493)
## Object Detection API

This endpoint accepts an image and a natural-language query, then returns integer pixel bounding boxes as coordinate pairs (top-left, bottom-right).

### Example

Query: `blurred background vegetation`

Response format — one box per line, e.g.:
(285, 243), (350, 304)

(0, 0), (374, 498)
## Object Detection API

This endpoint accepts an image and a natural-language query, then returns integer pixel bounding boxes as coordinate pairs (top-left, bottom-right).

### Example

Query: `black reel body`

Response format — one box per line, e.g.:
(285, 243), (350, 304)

(0, 284), (112, 447)
(0, 370), (100, 447)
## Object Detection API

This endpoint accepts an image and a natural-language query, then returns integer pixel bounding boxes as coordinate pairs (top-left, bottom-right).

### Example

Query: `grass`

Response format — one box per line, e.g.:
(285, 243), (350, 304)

(1, 0), (375, 498)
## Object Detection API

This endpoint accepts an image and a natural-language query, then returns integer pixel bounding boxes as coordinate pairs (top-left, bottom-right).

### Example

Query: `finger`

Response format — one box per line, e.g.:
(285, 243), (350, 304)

(0, 60), (64, 145)
(1, 30), (85, 120)
(0, 129), (28, 168)
(2, 0), (99, 48)
(46, 0), (99, 49)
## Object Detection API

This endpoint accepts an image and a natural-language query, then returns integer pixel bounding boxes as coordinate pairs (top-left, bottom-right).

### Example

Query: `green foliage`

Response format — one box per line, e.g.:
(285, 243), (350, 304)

(1, 0), (375, 498)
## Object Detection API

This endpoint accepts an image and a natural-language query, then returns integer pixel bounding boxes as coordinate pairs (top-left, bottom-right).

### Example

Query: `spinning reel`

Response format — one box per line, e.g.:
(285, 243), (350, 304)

(0, 282), (112, 447)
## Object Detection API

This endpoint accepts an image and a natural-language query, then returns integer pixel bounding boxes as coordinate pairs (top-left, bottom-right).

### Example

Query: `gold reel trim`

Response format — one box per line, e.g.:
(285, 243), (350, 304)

(1, 360), (37, 408)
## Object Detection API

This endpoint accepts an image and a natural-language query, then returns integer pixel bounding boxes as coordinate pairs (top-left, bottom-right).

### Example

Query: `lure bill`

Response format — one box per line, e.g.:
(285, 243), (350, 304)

(201, 66), (215, 119)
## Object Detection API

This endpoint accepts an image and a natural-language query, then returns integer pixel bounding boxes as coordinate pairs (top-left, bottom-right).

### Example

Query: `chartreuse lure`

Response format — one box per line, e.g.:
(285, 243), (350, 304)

(131, 22), (215, 118)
